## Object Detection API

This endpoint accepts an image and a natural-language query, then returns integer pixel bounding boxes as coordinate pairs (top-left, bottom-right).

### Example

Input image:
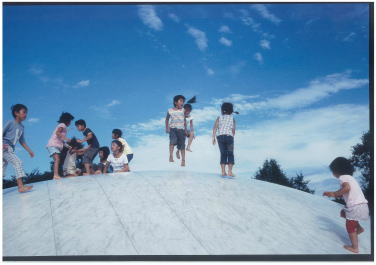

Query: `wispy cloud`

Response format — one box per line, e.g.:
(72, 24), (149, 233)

(187, 26), (208, 51)
(91, 100), (121, 119)
(343, 32), (356, 42)
(251, 4), (282, 25)
(239, 9), (261, 33)
(27, 118), (40, 124)
(138, 5), (163, 31)
(168, 13), (180, 23)
(218, 25), (231, 33)
(219, 37), (232, 47)
(73, 80), (90, 88)
(206, 68), (215, 76)
(260, 39), (271, 49)
(229, 61), (247, 74)
(107, 100), (121, 107)
(254, 52), (263, 64)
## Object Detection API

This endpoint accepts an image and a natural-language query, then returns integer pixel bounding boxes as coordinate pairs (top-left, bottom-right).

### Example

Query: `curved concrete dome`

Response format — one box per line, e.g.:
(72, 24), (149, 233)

(3, 171), (371, 256)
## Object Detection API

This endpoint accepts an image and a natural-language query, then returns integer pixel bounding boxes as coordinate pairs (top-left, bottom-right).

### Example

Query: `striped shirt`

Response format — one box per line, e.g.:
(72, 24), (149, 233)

(217, 114), (234, 136)
(168, 108), (185, 129)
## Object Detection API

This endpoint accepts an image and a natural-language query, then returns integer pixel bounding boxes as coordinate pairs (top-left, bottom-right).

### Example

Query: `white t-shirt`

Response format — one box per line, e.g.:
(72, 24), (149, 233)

(185, 115), (194, 132)
(339, 175), (368, 207)
(107, 153), (129, 172)
(63, 151), (77, 176)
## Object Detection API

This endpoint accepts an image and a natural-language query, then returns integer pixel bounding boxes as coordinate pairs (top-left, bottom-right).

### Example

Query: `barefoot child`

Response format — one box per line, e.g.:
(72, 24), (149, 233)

(75, 119), (100, 175)
(184, 102), (195, 152)
(3, 104), (34, 192)
(112, 129), (134, 163)
(46, 112), (74, 179)
(323, 157), (369, 254)
(103, 140), (130, 173)
(93, 146), (112, 174)
(212, 102), (238, 177)
(63, 137), (84, 177)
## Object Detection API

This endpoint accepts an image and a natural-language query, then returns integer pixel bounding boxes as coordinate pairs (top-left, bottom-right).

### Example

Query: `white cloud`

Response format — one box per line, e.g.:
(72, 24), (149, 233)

(219, 25), (231, 33)
(219, 37), (232, 47)
(343, 32), (356, 42)
(27, 118), (40, 123)
(187, 26), (208, 51)
(239, 9), (261, 33)
(206, 68), (215, 76)
(74, 80), (90, 88)
(251, 4), (282, 25)
(254, 52), (263, 64)
(138, 5), (163, 31)
(260, 39), (271, 49)
(168, 13), (180, 23)
(29, 66), (43, 75)
(229, 61), (246, 74)
(107, 100), (121, 107)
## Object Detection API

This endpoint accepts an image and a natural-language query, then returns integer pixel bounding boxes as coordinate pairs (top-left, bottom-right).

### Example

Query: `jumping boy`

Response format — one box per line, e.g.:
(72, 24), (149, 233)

(75, 119), (100, 175)
(166, 95), (187, 167)
(3, 104), (34, 192)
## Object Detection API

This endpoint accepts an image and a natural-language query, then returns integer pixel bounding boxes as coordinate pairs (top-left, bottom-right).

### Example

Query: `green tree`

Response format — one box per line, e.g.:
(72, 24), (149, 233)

(255, 159), (290, 186)
(289, 172), (315, 194)
(350, 130), (371, 203)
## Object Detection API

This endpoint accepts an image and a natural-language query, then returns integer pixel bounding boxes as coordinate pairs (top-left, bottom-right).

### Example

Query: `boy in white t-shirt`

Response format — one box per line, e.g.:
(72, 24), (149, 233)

(103, 140), (129, 173)
(323, 157), (369, 254)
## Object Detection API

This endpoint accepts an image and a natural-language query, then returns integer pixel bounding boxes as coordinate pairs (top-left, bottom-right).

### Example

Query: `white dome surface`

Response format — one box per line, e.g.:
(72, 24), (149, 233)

(3, 171), (371, 256)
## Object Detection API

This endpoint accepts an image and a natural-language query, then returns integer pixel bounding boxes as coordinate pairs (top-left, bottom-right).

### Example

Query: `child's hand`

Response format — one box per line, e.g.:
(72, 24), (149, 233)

(28, 151), (35, 158)
(166, 128), (170, 134)
(212, 137), (216, 145)
(323, 191), (335, 197)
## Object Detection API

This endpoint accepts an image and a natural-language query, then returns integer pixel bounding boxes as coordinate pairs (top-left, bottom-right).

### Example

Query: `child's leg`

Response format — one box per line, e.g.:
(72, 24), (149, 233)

(169, 144), (175, 162)
(220, 164), (227, 176)
(344, 219), (359, 253)
(176, 149), (180, 159)
(180, 149), (185, 166)
(186, 132), (194, 151)
(83, 163), (92, 175)
(357, 222), (364, 234)
(3, 148), (32, 192)
(52, 153), (61, 179)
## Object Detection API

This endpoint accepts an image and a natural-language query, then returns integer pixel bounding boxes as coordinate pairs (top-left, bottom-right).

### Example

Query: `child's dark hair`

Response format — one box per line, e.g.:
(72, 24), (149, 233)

(99, 146), (110, 160)
(173, 95), (186, 107)
(11, 104), (28, 118)
(75, 119), (86, 127)
(184, 96), (197, 111)
(112, 140), (124, 153)
(221, 102), (239, 115)
(112, 129), (122, 138)
(329, 157), (355, 176)
(58, 112), (74, 125)
(68, 137), (84, 150)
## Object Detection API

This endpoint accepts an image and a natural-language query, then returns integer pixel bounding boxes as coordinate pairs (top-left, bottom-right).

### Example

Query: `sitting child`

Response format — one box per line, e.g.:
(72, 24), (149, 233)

(112, 129), (134, 163)
(93, 146), (112, 174)
(103, 140), (129, 173)
(63, 138), (84, 177)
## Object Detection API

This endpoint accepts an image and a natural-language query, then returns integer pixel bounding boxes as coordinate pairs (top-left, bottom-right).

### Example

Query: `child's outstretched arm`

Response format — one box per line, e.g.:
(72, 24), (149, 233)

(165, 112), (170, 133)
(323, 182), (350, 197)
(232, 119), (236, 136)
(77, 132), (93, 143)
(212, 118), (219, 145)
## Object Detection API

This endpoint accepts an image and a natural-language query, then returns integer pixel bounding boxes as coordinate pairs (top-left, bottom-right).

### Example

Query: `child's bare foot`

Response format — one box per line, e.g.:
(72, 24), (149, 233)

(186, 147), (192, 152)
(169, 156), (174, 162)
(221, 172), (227, 177)
(357, 227), (365, 235)
(53, 175), (61, 180)
(18, 185), (33, 193)
(176, 150), (180, 159)
(344, 245), (359, 253)
(181, 160), (185, 167)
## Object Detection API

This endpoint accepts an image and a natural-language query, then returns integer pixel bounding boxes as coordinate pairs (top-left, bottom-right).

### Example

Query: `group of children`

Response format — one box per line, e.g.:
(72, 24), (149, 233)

(2, 100), (370, 254)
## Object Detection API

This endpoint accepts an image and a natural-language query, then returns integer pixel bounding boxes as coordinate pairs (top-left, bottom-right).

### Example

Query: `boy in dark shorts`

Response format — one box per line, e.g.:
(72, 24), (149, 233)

(75, 119), (100, 175)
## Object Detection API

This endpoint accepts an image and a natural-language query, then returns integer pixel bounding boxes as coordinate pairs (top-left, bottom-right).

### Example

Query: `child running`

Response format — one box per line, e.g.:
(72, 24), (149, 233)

(212, 102), (238, 177)
(3, 104), (34, 192)
(184, 101), (195, 152)
(46, 112), (74, 179)
(323, 157), (369, 254)
(103, 140), (130, 173)
(93, 146), (112, 174)
(63, 137), (84, 177)
(75, 119), (100, 175)
(112, 129), (134, 163)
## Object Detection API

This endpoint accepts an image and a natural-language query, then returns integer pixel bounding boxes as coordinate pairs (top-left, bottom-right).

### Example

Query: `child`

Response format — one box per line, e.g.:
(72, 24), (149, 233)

(323, 157), (369, 254)
(75, 119), (100, 175)
(93, 146), (112, 174)
(3, 104), (34, 192)
(112, 129), (134, 163)
(212, 102), (238, 177)
(184, 103), (195, 152)
(46, 112), (74, 179)
(63, 137), (84, 177)
(103, 140), (130, 173)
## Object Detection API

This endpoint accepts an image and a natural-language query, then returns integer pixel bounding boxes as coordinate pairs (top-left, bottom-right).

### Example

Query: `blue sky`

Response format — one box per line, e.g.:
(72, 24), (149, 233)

(3, 3), (370, 190)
